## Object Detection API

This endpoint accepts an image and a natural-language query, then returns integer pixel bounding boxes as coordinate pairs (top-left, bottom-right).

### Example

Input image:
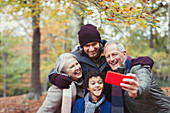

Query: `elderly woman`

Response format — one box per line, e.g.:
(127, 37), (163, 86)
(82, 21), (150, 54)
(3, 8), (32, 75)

(37, 53), (84, 113)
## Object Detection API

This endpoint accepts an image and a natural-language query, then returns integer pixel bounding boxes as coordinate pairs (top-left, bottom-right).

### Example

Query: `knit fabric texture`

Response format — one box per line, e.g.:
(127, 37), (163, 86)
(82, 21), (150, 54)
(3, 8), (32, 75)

(78, 24), (101, 47)
(111, 58), (132, 113)
(131, 56), (154, 69)
(61, 82), (76, 113)
(84, 92), (105, 113)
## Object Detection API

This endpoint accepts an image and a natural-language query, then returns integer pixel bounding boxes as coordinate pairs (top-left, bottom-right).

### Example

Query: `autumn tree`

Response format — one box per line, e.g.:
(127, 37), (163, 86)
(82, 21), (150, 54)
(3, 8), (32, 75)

(168, 1), (170, 81)
(0, 0), (85, 98)
(27, 0), (41, 99)
(0, 30), (31, 97)
(75, 0), (169, 83)
(0, 0), (43, 99)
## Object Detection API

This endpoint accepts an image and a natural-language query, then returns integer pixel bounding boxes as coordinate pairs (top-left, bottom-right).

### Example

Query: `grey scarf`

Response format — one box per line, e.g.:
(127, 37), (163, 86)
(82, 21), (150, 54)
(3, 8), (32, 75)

(84, 92), (105, 113)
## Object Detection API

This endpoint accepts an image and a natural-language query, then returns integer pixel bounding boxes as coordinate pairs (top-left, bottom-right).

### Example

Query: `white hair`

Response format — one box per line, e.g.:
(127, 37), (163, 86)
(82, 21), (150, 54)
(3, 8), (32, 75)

(54, 53), (77, 74)
(104, 40), (125, 54)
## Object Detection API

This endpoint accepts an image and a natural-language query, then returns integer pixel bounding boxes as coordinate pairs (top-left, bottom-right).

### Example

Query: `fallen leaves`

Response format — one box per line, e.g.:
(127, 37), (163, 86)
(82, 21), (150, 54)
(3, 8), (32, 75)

(0, 93), (47, 113)
(0, 87), (169, 113)
(161, 87), (170, 97)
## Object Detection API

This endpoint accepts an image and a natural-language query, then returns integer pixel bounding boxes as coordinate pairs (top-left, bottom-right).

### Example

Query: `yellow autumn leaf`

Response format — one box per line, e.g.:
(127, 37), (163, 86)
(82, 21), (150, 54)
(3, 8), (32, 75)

(89, 11), (93, 15)
(143, 25), (147, 28)
(80, 12), (83, 15)
(136, 19), (143, 21)
(113, 4), (117, 7)
(155, 20), (160, 23)
(141, 22), (145, 26)
(99, 2), (105, 6)
(152, 25), (156, 28)
(129, 17), (132, 20)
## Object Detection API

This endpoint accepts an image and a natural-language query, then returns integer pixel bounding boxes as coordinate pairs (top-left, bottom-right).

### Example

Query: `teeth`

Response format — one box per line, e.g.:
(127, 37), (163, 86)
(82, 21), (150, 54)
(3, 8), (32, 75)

(111, 62), (116, 65)
(111, 61), (118, 65)
(94, 89), (100, 91)
(89, 52), (95, 55)
(75, 71), (80, 74)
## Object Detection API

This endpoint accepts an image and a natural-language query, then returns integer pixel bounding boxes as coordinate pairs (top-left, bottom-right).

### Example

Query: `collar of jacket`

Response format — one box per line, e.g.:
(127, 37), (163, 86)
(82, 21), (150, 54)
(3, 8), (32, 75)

(91, 51), (105, 68)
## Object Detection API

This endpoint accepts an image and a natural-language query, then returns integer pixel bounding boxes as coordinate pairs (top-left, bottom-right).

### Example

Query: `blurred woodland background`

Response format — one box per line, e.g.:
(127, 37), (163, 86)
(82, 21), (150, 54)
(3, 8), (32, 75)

(0, 0), (170, 101)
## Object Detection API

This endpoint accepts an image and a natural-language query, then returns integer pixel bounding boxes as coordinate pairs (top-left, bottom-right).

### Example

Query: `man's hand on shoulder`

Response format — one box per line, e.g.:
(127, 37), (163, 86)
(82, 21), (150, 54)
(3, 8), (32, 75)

(132, 56), (154, 69)
(50, 73), (72, 89)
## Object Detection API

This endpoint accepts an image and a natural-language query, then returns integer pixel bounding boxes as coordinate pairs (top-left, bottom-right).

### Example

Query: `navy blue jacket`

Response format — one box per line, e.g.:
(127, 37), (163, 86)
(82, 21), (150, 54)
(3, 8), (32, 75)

(71, 97), (111, 113)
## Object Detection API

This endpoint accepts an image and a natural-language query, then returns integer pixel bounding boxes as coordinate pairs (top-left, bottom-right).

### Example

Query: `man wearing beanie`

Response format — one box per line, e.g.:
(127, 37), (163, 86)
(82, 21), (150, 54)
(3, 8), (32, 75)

(48, 24), (112, 102)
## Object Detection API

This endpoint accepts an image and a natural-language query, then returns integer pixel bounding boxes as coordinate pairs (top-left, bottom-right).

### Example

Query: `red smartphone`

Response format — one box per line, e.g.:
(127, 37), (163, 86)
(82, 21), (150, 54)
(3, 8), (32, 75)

(105, 71), (131, 86)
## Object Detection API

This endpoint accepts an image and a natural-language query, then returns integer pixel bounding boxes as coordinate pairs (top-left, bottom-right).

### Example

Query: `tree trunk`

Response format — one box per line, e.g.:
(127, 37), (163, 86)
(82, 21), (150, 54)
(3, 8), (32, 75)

(150, 3), (154, 48)
(3, 73), (7, 97)
(168, 2), (170, 81)
(150, 26), (154, 48)
(3, 53), (8, 97)
(71, 4), (84, 49)
(27, 0), (41, 100)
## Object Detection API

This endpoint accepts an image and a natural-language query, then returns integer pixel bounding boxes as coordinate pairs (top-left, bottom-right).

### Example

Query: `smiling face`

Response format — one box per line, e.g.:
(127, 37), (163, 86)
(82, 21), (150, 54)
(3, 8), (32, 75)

(105, 43), (126, 71)
(87, 76), (104, 100)
(64, 57), (82, 81)
(83, 42), (100, 59)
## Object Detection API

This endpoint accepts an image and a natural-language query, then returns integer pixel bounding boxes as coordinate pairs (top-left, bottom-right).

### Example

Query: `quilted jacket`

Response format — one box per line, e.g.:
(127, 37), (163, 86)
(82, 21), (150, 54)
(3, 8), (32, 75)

(124, 64), (170, 113)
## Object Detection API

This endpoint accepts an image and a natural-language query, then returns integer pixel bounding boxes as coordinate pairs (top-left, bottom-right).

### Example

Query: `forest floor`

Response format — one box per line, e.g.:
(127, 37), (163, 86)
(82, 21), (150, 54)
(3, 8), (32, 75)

(0, 93), (47, 113)
(0, 87), (170, 113)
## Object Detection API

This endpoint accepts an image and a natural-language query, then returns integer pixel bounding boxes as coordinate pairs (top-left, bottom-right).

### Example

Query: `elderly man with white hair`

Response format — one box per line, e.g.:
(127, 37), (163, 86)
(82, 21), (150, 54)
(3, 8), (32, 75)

(104, 40), (170, 113)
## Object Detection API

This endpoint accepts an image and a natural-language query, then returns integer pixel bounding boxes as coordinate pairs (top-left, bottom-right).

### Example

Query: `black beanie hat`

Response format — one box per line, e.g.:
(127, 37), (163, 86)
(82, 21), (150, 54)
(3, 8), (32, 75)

(78, 24), (101, 47)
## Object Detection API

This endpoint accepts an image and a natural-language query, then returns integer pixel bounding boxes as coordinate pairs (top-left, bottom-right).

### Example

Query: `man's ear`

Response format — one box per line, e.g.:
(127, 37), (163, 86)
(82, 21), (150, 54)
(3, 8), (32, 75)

(87, 87), (89, 91)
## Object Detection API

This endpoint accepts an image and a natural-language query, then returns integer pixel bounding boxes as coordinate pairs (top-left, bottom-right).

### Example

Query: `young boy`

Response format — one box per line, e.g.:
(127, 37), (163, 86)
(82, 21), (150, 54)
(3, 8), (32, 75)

(71, 70), (111, 113)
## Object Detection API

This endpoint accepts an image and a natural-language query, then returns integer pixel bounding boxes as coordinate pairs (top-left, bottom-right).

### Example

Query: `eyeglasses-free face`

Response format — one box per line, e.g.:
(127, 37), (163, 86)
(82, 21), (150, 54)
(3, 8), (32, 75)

(105, 43), (126, 71)
(83, 42), (100, 59)
(64, 58), (82, 81)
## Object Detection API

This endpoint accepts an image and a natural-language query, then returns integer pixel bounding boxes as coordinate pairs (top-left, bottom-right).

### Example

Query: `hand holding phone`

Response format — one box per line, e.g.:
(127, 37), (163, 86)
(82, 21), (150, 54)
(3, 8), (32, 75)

(105, 71), (131, 86)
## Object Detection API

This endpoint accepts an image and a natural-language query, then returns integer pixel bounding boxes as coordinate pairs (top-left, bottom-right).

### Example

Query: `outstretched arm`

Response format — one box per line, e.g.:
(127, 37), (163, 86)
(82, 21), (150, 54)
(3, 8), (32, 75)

(120, 65), (152, 99)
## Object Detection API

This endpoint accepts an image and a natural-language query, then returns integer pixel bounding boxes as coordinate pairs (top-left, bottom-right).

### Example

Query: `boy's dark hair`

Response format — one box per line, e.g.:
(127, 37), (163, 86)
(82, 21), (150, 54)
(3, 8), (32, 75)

(86, 70), (104, 88)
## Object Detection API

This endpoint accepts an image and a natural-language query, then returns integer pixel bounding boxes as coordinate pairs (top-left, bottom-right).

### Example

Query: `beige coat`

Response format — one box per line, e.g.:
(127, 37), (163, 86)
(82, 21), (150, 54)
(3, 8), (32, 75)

(37, 85), (62, 113)
(37, 81), (85, 113)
